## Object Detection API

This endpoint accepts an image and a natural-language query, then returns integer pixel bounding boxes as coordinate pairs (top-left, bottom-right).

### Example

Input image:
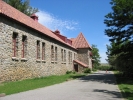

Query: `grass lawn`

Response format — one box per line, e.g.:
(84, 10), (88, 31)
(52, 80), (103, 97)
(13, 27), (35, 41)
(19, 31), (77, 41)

(114, 71), (133, 100)
(0, 73), (86, 95)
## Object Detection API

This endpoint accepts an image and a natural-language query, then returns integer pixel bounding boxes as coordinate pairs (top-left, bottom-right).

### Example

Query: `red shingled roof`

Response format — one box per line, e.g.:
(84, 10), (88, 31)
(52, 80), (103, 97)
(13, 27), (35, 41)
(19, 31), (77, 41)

(73, 60), (88, 68)
(72, 33), (92, 49)
(0, 1), (76, 49)
(70, 38), (76, 46)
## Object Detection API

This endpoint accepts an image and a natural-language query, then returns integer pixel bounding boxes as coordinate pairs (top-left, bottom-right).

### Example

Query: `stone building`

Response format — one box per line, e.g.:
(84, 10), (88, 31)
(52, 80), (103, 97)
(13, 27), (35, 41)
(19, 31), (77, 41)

(0, 1), (92, 82)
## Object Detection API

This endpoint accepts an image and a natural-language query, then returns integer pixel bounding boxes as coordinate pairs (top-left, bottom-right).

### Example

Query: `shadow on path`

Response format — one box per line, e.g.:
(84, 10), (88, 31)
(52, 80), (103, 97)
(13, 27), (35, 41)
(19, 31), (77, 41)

(79, 71), (116, 85)
(93, 89), (122, 99)
(77, 71), (123, 99)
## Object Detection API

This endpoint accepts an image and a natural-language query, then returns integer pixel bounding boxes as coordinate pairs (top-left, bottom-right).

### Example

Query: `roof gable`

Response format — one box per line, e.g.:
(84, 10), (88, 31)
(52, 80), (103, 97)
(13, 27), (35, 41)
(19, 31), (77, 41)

(72, 33), (92, 49)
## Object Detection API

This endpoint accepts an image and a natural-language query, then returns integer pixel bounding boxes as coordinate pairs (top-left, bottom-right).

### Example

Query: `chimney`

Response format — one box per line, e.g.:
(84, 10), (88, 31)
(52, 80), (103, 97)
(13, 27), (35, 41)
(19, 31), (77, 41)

(54, 30), (60, 34)
(30, 14), (38, 22)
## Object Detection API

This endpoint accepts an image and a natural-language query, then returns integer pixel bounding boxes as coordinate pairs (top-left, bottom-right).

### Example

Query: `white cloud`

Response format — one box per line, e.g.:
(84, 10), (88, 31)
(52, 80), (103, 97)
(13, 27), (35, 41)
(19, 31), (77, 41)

(36, 10), (78, 34)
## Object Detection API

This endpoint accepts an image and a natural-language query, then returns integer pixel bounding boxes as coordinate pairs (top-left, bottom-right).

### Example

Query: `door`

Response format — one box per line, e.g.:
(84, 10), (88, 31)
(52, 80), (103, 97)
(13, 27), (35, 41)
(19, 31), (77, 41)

(74, 64), (78, 72)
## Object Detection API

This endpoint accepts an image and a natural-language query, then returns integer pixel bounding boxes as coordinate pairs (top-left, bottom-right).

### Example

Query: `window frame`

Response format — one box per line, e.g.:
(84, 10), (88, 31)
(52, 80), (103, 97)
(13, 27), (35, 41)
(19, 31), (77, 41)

(61, 49), (63, 62)
(22, 35), (27, 58)
(37, 40), (40, 59)
(51, 45), (54, 61)
(42, 42), (45, 60)
(12, 32), (18, 57)
(55, 47), (57, 61)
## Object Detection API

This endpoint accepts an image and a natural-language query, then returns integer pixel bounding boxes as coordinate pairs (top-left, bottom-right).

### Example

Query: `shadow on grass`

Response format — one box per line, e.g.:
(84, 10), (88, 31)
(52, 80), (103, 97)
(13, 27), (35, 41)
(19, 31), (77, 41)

(116, 76), (133, 85)
(115, 75), (133, 100)
(69, 74), (86, 79)
(121, 91), (133, 100)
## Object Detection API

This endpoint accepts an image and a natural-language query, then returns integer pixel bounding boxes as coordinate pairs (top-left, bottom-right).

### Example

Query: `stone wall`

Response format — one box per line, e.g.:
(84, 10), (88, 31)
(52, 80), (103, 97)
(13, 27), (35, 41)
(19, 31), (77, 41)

(77, 48), (92, 69)
(78, 65), (86, 73)
(0, 16), (77, 82)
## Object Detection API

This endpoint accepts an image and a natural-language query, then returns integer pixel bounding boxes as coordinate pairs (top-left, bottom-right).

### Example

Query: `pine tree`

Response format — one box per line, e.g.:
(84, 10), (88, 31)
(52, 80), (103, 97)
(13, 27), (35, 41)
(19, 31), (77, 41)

(104, 0), (133, 76)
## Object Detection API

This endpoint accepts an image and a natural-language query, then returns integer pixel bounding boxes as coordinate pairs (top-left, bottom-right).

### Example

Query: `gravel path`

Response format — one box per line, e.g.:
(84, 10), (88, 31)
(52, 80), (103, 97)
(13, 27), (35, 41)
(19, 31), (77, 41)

(0, 71), (124, 100)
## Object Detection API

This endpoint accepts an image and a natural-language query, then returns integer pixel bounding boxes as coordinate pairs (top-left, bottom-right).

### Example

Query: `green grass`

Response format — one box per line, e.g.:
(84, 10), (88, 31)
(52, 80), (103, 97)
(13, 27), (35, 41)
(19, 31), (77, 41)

(0, 73), (86, 95)
(100, 63), (110, 66)
(114, 71), (133, 100)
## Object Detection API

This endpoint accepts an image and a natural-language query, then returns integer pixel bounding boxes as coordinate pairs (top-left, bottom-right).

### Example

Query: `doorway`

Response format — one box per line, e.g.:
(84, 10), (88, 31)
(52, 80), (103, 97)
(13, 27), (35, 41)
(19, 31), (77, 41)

(74, 64), (78, 72)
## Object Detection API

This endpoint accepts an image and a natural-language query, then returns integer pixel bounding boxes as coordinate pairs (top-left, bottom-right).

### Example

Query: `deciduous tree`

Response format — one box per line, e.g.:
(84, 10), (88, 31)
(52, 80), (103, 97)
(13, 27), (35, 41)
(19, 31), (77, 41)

(91, 44), (101, 68)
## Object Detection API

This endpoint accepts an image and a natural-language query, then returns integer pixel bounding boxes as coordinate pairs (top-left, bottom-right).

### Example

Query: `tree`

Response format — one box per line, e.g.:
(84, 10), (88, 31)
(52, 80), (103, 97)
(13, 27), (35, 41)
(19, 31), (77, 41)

(106, 43), (118, 70)
(3, 0), (38, 16)
(91, 44), (101, 68)
(104, 0), (133, 76)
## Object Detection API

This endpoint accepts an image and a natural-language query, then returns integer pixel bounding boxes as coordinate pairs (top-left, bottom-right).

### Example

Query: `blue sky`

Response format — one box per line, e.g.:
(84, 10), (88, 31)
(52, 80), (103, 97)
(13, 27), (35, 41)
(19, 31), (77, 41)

(30, 0), (112, 63)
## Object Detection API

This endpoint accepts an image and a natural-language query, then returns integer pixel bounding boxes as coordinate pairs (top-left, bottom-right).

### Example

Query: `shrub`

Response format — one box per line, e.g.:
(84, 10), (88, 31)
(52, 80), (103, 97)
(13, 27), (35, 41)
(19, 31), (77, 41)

(72, 71), (76, 74)
(96, 66), (111, 71)
(92, 68), (97, 71)
(66, 71), (72, 74)
(84, 68), (91, 73)
(108, 66), (116, 71)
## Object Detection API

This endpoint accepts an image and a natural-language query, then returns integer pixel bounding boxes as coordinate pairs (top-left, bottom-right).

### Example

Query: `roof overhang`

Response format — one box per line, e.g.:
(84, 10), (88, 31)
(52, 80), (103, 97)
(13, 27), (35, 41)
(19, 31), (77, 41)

(73, 60), (88, 68)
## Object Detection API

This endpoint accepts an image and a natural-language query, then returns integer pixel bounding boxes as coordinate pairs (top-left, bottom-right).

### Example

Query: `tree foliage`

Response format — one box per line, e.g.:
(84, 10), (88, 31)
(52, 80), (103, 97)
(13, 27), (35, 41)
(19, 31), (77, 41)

(3, 0), (38, 16)
(91, 44), (101, 67)
(104, 0), (133, 76)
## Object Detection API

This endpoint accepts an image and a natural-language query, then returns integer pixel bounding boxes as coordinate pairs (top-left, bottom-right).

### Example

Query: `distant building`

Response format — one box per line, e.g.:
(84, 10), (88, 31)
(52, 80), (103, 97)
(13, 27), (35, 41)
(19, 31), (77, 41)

(0, 1), (92, 82)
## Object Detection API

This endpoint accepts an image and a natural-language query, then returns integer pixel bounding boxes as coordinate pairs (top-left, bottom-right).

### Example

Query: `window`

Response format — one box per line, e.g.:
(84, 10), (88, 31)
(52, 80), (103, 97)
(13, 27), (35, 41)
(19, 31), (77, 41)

(12, 33), (18, 57)
(64, 50), (66, 62)
(68, 51), (72, 63)
(70, 52), (72, 63)
(37, 40), (40, 59)
(55, 47), (57, 61)
(51, 45), (54, 61)
(68, 51), (70, 64)
(61, 49), (63, 61)
(22, 35), (27, 58)
(42, 42), (45, 60)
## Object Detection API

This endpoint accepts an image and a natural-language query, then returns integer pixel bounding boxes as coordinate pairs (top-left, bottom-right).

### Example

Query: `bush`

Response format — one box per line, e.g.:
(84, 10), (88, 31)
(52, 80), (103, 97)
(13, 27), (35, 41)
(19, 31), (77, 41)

(108, 66), (116, 71)
(84, 68), (91, 73)
(66, 71), (72, 74)
(96, 66), (112, 71)
(72, 71), (76, 74)
(92, 68), (97, 71)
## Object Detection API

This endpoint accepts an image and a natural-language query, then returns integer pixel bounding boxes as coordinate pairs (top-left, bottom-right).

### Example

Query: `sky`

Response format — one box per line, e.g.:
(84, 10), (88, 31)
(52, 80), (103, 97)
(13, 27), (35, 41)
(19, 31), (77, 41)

(30, 0), (112, 63)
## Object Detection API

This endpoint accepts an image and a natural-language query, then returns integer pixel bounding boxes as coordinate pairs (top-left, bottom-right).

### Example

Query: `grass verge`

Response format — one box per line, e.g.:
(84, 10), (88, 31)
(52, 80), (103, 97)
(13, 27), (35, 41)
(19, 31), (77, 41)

(114, 71), (133, 100)
(0, 73), (86, 95)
